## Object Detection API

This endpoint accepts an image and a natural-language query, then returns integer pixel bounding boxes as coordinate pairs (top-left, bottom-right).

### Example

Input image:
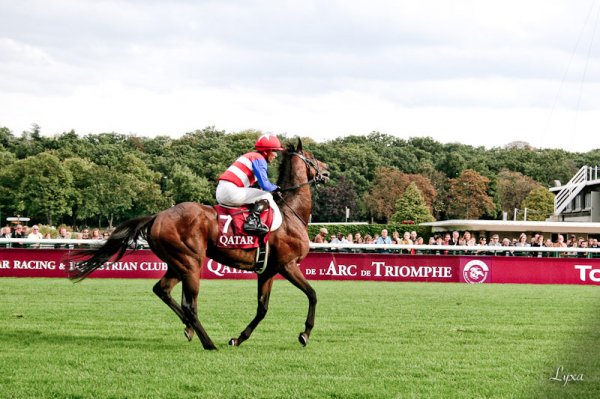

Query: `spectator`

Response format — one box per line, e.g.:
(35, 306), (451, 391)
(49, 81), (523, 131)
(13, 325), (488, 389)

(544, 238), (556, 257)
(102, 231), (110, 240)
(554, 234), (567, 248)
(489, 234), (502, 247)
(399, 231), (413, 254)
(363, 234), (374, 244)
(10, 224), (25, 248)
(531, 234), (544, 257)
(27, 225), (43, 248)
(0, 226), (12, 248)
(409, 230), (418, 243)
(579, 240), (589, 258)
(513, 233), (530, 256)
(501, 238), (514, 256)
(476, 236), (489, 255)
(449, 231), (460, 246)
(568, 240), (578, 257)
(91, 229), (101, 240)
(376, 229), (392, 253)
(434, 234), (446, 255)
(391, 231), (401, 244)
(55, 226), (72, 249)
(530, 234), (540, 247)
(442, 233), (451, 246)
(376, 229), (392, 245)
(354, 232), (363, 244)
(332, 233), (348, 245)
(462, 231), (476, 246)
(314, 227), (329, 243)
(81, 228), (91, 239)
(400, 231), (413, 245)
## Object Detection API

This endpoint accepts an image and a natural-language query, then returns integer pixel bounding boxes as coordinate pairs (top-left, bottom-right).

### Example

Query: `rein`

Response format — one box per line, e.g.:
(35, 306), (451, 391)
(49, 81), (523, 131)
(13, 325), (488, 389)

(276, 152), (324, 226)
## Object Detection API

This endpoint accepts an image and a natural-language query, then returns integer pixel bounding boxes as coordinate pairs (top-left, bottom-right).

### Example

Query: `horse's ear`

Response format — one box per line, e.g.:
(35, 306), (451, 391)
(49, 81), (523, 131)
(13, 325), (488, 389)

(297, 138), (303, 153)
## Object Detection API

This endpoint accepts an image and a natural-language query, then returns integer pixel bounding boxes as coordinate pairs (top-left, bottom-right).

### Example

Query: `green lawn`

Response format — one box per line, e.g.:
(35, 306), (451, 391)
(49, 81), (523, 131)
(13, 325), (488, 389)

(0, 278), (598, 398)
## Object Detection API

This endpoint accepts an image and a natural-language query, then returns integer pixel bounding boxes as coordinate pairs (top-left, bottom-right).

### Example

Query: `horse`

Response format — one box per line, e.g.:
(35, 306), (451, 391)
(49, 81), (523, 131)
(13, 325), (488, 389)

(68, 139), (329, 350)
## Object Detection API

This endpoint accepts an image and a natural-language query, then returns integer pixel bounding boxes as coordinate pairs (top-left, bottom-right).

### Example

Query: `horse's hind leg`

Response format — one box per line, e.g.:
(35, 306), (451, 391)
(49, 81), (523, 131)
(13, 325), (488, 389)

(152, 269), (195, 341)
(181, 273), (217, 350)
(229, 271), (276, 347)
(280, 261), (317, 347)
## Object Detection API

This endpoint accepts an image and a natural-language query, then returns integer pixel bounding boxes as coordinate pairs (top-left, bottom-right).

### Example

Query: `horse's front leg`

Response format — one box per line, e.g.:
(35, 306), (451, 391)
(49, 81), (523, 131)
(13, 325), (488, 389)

(229, 271), (276, 347)
(279, 261), (317, 346)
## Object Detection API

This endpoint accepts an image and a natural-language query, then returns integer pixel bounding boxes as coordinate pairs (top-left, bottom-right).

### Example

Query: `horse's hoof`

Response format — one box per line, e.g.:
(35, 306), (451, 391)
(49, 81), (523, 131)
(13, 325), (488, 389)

(205, 344), (218, 351)
(298, 333), (308, 347)
(184, 327), (194, 342)
(228, 338), (238, 346)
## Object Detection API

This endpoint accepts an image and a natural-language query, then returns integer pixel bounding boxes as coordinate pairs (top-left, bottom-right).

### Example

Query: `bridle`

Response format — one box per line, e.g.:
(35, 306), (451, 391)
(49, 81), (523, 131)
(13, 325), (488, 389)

(278, 152), (327, 192)
(276, 151), (327, 226)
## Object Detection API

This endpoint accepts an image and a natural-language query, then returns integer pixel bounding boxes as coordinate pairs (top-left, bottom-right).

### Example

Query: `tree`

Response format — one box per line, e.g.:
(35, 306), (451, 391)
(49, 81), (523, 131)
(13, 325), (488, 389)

(390, 182), (435, 224)
(7, 152), (73, 225)
(496, 169), (540, 216)
(167, 164), (214, 205)
(362, 167), (410, 223)
(64, 157), (102, 224)
(95, 166), (138, 228)
(521, 186), (555, 221)
(446, 169), (495, 219)
(313, 175), (357, 222)
(406, 173), (436, 210)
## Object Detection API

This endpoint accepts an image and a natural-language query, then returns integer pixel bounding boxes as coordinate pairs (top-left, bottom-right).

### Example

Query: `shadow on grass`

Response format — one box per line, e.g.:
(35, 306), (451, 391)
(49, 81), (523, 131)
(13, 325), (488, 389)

(0, 328), (175, 350)
(524, 298), (600, 399)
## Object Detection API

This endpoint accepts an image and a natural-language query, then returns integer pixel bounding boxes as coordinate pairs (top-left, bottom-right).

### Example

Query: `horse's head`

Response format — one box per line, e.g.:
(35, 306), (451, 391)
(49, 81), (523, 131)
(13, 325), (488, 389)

(283, 139), (329, 187)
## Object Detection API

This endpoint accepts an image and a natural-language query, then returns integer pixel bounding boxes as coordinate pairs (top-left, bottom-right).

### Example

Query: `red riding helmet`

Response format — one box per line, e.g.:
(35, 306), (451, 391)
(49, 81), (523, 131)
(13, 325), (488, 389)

(255, 134), (284, 151)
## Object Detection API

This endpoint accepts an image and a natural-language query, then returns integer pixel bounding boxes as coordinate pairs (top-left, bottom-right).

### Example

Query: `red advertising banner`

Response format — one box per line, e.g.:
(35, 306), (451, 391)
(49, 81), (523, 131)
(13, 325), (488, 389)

(1, 249), (599, 285)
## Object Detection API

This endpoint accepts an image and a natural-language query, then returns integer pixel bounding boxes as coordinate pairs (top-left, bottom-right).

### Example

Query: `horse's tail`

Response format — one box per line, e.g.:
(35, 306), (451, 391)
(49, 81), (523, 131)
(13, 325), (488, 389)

(68, 215), (156, 282)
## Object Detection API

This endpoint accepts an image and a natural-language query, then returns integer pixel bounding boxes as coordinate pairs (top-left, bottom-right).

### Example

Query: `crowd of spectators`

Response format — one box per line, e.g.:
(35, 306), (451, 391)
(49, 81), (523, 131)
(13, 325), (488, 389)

(312, 228), (600, 258)
(0, 224), (111, 249)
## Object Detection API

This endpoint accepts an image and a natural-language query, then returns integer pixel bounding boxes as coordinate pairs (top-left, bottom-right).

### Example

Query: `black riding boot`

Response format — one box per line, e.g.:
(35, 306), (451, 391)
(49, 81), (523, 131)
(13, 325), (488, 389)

(243, 199), (270, 236)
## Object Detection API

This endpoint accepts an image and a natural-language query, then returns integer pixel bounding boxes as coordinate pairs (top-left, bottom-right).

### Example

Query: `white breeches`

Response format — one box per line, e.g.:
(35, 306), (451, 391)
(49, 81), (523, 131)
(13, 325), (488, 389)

(216, 181), (282, 231)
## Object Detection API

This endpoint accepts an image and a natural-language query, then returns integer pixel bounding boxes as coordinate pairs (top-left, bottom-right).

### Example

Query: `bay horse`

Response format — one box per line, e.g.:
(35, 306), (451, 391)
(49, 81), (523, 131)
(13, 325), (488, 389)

(69, 139), (329, 350)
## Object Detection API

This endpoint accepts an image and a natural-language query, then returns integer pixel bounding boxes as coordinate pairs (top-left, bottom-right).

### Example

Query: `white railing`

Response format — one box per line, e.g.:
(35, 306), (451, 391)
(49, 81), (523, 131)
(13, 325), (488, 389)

(310, 243), (600, 256)
(2, 239), (598, 257)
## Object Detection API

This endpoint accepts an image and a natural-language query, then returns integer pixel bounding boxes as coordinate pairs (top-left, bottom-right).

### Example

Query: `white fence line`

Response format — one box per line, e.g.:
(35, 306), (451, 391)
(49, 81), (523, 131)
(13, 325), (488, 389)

(309, 243), (600, 254)
(1, 238), (600, 255)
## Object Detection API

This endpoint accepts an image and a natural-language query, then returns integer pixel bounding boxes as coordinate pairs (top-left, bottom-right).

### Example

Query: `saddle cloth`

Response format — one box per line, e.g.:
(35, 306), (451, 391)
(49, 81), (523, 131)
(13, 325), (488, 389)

(214, 205), (273, 249)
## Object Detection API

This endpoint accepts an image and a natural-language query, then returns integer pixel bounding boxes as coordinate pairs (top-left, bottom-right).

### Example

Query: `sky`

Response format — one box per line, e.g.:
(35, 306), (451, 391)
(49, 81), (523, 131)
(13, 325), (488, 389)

(2, 0), (600, 152)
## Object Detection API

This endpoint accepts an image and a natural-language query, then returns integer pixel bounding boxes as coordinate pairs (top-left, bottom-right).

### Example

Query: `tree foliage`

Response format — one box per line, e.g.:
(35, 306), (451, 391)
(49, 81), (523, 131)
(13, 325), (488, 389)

(496, 169), (540, 215)
(0, 125), (591, 227)
(390, 182), (435, 224)
(521, 186), (555, 221)
(446, 169), (496, 219)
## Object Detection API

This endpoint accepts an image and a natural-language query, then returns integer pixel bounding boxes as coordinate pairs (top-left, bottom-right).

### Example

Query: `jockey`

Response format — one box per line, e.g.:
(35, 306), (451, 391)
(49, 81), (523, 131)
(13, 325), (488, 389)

(216, 134), (284, 235)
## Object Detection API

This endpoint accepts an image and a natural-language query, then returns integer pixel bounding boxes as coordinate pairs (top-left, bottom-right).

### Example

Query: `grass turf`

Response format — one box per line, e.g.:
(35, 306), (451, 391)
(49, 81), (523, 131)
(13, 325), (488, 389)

(0, 278), (599, 398)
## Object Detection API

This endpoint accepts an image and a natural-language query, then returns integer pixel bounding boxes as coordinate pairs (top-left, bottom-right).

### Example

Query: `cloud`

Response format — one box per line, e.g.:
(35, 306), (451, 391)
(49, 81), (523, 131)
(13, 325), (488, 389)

(1, 0), (599, 152)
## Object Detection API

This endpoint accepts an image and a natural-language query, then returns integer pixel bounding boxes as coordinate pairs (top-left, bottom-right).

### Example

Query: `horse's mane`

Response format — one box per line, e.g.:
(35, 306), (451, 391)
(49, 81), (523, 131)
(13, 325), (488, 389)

(275, 143), (297, 189)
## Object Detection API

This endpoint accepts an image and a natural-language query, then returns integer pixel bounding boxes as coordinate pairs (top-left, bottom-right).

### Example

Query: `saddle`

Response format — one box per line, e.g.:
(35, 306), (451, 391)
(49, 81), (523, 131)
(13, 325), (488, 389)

(214, 204), (274, 273)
